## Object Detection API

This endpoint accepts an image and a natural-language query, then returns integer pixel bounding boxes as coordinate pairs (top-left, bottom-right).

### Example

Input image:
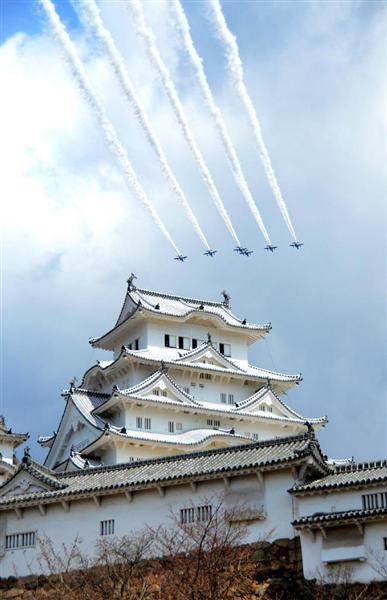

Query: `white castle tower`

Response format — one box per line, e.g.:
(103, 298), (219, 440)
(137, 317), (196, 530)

(0, 417), (28, 484)
(40, 277), (326, 470)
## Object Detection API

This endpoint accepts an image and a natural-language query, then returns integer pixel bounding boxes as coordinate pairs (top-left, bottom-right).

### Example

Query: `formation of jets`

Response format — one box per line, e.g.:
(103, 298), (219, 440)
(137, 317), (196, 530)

(234, 246), (253, 256)
(174, 242), (303, 261)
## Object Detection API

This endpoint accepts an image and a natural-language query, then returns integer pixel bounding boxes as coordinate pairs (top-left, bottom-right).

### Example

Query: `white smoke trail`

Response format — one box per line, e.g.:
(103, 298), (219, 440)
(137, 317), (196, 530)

(126, 0), (241, 247)
(208, 0), (298, 243)
(77, 0), (211, 251)
(38, 0), (181, 256)
(170, 0), (272, 246)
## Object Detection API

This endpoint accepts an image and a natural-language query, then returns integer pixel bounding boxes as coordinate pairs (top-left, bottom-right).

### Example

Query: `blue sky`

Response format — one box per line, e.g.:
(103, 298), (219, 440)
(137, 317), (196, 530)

(0, 0), (385, 464)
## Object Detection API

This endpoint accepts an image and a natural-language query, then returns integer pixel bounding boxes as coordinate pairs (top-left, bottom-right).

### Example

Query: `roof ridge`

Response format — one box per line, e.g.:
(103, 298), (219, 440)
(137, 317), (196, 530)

(135, 287), (225, 308)
(334, 459), (387, 473)
(57, 432), (312, 479)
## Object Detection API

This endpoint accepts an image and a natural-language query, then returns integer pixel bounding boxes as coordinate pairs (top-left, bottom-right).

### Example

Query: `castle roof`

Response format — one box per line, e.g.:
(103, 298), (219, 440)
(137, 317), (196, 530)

(0, 416), (28, 448)
(291, 460), (387, 495)
(293, 507), (387, 529)
(82, 344), (301, 395)
(90, 286), (271, 349)
(0, 432), (328, 510)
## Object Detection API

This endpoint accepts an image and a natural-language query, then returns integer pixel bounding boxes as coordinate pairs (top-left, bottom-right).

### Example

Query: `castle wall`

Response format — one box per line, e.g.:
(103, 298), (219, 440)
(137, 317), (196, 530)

(0, 468), (296, 578)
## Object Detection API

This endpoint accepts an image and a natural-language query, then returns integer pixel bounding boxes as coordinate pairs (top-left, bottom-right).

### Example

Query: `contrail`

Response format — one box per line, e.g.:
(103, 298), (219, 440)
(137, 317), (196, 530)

(126, 0), (241, 247)
(170, 0), (272, 246)
(38, 0), (181, 256)
(77, 0), (211, 251)
(208, 0), (298, 243)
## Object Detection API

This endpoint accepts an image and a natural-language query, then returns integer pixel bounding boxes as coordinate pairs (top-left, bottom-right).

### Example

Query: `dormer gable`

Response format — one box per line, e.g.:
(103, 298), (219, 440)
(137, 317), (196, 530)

(176, 343), (243, 371)
(237, 388), (302, 420)
(123, 370), (198, 405)
(0, 461), (67, 499)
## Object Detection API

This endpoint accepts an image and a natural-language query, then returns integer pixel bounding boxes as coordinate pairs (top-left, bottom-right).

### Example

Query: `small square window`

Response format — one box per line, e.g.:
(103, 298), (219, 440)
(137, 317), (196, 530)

(136, 417), (143, 429)
(383, 537), (387, 551)
(176, 422), (183, 431)
(165, 334), (177, 348)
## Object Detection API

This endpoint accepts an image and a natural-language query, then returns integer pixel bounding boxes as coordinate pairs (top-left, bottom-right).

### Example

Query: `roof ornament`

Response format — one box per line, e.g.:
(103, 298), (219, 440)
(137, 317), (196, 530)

(229, 427), (235, 435)
(154, 303), (160, 310)
(22, 447), (32, 466)
(242, 318), (247, 325)
(266, 378), (272, 389)
(160, 360), (167, 373)
(104, 422), (110, 431)
(207, 332), (213, 346)
(221, 290), (231, 308)
(304, 421), (315, 439)
(69, 377), (78, 393)
(0, 415), (5, 429)
(84, 459), (90, 469)
(199, 303), (204, 310)
(127, 273), (137, 291)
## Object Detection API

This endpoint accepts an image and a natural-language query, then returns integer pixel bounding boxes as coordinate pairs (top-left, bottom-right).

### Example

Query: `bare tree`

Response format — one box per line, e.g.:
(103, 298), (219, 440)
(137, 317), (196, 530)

(149, 496), (259, 600)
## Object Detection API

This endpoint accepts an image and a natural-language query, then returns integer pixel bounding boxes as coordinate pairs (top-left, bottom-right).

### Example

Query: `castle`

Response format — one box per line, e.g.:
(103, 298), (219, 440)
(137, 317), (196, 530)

(0, 279), (386, 582)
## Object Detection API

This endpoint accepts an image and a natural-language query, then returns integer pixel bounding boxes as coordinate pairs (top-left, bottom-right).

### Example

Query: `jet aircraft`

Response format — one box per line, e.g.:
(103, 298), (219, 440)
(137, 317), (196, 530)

(174, 255), (188, 262)
(290, 242), (304, 249)
(204, 249), (217, 257)
(265, 245), (277, 252)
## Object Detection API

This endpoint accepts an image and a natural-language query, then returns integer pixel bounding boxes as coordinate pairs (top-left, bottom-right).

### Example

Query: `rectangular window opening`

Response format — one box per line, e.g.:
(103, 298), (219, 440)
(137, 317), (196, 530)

(100, 520), (115, 536)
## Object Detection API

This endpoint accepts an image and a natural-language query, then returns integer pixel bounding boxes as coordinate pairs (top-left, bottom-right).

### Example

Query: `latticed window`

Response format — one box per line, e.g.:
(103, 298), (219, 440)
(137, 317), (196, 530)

(100, 520), (115, 536)
(5, 532), (35, 550)
(168, 421), (174, 433)
(144, 418), (151, 430)
(136, 417), (143, 429)
(197, 505), (212, 522)
(220, 393), (227, 403)
(228, 394), (235, 405)
(180, 507), (195, 524)
(362, 492), (387, 510)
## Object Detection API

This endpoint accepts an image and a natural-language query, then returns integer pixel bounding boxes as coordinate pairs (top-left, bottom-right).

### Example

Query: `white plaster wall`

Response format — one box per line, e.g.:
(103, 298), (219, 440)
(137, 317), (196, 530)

(0, 442), (14, 464)
(296, 485), (387, 518)
(0, 469), (297, 578)
(146, 320), (249, 364)
(296, 486), (387, 582)
(298, 522), (387, 583)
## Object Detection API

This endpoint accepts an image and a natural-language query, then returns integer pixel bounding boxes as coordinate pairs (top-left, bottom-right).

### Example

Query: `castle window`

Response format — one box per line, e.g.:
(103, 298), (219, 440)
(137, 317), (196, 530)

(164, 334), (176, 348)
(183, 387), (190, 394)
(383, 537), (387, 551)
(362, 492), (387, 510)
(259, 404), (266, 412)
(219, 343), (231, 357)
(136, 417), (143, 429)
(168, 421), (174, 433)
(180, 507), (195, 524)
(134, 339), (139, 350)
(179, 337), (191, 350)
(191, 382), (197, 387)
(176, 422), (183, 431)
(207, 419), (220, 428)
(5, 532), (35, 550)
(252, 433), (259, 441)
(220, 393), (227, 404)
(199, 383), (204, 388)
(100, 520), (115, 536)
(197, 505), (212, 522)
(161, 390), (167, 397)
(153, 389), (159, 396)
(199, 373), (212, 380)
(227, 394), (235, 405)
(144, 418), (151, 430)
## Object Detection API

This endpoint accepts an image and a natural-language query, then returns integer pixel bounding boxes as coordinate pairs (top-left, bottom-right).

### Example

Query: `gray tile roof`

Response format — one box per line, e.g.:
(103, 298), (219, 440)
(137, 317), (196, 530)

(293, 507), (387, 528)
(291, 460), (387, 494)
(0, 433), (327, 509)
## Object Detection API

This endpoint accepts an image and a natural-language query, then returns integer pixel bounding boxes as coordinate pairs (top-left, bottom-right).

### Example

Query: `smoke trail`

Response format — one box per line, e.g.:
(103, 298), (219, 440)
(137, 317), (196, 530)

(170, 0), (272, 246)
(208, 0), (298, 243)
(126, 0), (241, 247)
(77, 0), (211, 251)
(38, 0), (181, 256)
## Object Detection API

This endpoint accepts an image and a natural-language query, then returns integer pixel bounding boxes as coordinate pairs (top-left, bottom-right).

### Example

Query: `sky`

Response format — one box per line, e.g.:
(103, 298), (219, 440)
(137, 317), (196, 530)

(0, 0), (385, 464)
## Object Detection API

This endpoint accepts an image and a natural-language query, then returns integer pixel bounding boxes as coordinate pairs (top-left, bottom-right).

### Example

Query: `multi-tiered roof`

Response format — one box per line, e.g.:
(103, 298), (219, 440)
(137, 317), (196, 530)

(39, 279), (327, 471)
